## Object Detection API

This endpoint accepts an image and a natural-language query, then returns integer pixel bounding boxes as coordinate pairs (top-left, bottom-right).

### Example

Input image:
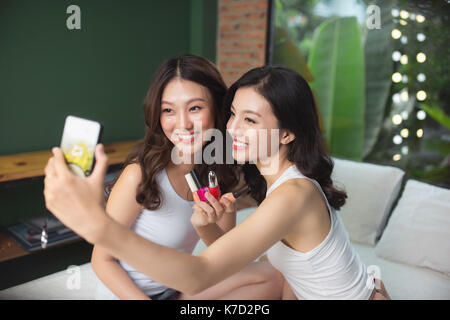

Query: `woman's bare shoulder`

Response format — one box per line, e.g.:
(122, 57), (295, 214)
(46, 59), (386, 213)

(120, 163), (143, 184)
(267, 178), (316, 202)
(107, 163), (144, 214)
(261, 178), (322, 220)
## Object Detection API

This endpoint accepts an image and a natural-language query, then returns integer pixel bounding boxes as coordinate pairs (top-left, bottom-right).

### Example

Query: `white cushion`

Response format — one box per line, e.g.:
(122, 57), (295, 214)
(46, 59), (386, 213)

(353, 242), (450, 299)
(375, 180), (450, 276)
(331, 158), (404, 245)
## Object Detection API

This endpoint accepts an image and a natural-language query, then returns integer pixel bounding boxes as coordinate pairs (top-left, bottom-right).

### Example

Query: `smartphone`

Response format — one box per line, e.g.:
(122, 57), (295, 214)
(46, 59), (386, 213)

(60, 115), (103, 178)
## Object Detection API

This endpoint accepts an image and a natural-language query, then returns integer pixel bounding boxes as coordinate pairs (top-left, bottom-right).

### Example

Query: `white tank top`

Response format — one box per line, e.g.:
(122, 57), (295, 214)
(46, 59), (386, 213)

(95, 168), (199, 299)
(266, 165), (373, 300)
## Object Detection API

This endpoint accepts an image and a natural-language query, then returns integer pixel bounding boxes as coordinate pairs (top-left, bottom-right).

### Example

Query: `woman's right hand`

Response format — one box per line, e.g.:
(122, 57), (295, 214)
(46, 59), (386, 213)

(191, 192), (235, 228)
(43, 144), (110, 244)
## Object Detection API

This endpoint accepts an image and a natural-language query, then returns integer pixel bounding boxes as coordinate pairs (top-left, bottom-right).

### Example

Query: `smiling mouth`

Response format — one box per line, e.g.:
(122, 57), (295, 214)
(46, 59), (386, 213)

(177, 132), (198, 143)
(232, 139), (248, 150)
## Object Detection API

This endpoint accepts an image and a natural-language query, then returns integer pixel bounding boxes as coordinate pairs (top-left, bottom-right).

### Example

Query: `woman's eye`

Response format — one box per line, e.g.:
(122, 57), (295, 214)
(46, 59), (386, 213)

(162, 108), (173, 113)
(190, 105), (202, 111)
(230, 111), (235, 117)
(245, 117), (256, 124)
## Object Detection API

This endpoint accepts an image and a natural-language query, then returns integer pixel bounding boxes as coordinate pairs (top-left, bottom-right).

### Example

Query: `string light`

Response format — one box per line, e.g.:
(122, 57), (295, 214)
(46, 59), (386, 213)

(392, 51), (402, 61)
(416, 15), (425, 23)
(417, 73), (426, 82)
(390, 10), (428, 164)
(416, 52), (426, 63)
(417, 33), (426, 42)
(400, 55), (408, 65)
(416, 129), (424, 138)
(392, 29), (402, 39)
(400, 128), (409, 138)
(401, 146), (409, 155)
(401, 111), (409, 120)
(392, 114), (403, 125)
(393, 135), (403, 145)
(392, 93), (401, 104)
(417, 90), (427, 101)
(417, 110), (427, 120)
(392, 72), (402, 83)
(400, 10), (410, 19)
(400, 90), (409, 101)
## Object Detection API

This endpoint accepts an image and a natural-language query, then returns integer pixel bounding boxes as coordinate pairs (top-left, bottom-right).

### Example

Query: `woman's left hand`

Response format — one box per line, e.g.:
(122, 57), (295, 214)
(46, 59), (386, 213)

(191, 192), (236, 228)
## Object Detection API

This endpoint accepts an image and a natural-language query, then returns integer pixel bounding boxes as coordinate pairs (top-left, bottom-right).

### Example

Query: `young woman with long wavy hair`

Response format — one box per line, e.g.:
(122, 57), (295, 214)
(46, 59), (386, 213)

(90, 55), (283, 300)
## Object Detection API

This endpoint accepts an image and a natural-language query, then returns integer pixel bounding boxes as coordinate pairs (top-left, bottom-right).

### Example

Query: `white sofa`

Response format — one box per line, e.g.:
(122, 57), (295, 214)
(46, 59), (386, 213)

(1, 158), (449, 300)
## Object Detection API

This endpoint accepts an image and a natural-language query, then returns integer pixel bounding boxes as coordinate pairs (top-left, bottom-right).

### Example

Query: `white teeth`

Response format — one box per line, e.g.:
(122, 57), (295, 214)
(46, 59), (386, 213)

(179, 134), (195, 140)
(234, 141), (246, 147)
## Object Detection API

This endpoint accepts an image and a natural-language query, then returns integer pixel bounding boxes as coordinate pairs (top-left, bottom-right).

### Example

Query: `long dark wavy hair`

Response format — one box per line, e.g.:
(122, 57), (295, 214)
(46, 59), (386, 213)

(122, 54), (239, 210)
(224, 65), (347, 210)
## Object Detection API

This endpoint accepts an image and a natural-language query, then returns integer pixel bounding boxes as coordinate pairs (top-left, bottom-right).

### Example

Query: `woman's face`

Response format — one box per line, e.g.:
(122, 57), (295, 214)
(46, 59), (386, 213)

(160, 78), (215, 157)
(226, 86), (283, 164)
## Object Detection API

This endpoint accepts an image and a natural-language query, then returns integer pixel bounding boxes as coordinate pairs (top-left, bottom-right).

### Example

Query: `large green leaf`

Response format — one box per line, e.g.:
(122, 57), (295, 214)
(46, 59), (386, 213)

(308, 17), (365, 160)
(272, 27), (327, 135)
(363, 0), (395, 158)
(420, 104), (450, 129)
(273, 27), (314, 82)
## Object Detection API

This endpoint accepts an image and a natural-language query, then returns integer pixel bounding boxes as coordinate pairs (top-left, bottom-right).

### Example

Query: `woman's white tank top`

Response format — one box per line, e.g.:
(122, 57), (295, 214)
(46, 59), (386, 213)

(95, 168), (199, 299)
(266, 165), (373, 300)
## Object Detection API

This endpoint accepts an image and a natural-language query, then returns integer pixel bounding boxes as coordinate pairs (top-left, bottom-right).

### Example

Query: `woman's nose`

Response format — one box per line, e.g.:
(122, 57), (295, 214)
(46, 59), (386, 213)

(227, 117), (242, 136)
(176, 110), (192, 129)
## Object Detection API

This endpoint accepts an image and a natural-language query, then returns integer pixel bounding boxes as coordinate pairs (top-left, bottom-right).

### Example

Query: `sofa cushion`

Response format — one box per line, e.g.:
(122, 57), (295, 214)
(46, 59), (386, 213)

(353, 242), (450, 300)
(331, 158), (405, 245)
(375, 179), (450, 276)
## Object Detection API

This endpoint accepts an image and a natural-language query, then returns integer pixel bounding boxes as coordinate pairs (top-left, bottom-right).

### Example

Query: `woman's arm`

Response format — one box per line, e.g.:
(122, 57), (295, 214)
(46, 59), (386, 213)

(91, 164), (149, 300)
(95, 181), (309, 294)
(92, 247), (150, 300)
(44, 145), (311, 295)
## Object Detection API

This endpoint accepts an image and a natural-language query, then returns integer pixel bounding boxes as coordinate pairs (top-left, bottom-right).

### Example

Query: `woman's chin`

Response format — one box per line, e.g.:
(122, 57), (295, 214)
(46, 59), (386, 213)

(171, 142), (203, 161)
(232, 149), (253, 163)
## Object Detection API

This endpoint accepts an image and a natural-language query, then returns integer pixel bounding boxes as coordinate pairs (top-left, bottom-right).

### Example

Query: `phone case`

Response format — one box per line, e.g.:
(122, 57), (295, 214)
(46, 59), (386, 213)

(60, 115), (103, 178)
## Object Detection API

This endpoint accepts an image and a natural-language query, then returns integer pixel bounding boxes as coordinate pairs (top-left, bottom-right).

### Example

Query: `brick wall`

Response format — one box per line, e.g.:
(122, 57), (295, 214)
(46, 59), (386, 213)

(217, 0), (270, 86)
(216, 0), (270, 209)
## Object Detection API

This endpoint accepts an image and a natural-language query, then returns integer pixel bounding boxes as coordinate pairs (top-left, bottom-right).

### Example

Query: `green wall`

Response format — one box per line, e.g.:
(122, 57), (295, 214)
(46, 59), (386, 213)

(0, 0), (218, 225)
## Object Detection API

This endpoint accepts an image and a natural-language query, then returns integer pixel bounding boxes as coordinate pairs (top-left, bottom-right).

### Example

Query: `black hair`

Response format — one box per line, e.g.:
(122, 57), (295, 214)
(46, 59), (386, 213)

(224, 65), (347, 210)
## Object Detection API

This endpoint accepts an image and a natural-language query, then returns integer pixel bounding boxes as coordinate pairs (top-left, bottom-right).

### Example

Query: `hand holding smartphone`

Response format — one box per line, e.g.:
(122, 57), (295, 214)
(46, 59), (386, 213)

(60, 115), (103, 178)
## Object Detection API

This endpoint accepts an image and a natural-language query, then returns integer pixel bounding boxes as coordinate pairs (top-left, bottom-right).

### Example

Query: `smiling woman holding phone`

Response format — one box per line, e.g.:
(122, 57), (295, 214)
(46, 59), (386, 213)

(79, 55), (283, 300)
(44, 65), (390, 300)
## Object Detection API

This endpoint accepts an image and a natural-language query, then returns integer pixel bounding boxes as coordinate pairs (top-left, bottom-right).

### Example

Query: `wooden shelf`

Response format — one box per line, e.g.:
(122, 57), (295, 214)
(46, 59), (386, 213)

(0, 140), (137, 263)
(0, 231), (86, 263)
(0, 231), (28, 263)
(0, 140), (138, 183)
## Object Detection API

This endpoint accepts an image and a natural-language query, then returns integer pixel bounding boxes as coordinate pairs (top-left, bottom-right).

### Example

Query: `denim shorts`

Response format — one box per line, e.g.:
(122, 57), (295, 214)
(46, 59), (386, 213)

(148, 288), (180, 300)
